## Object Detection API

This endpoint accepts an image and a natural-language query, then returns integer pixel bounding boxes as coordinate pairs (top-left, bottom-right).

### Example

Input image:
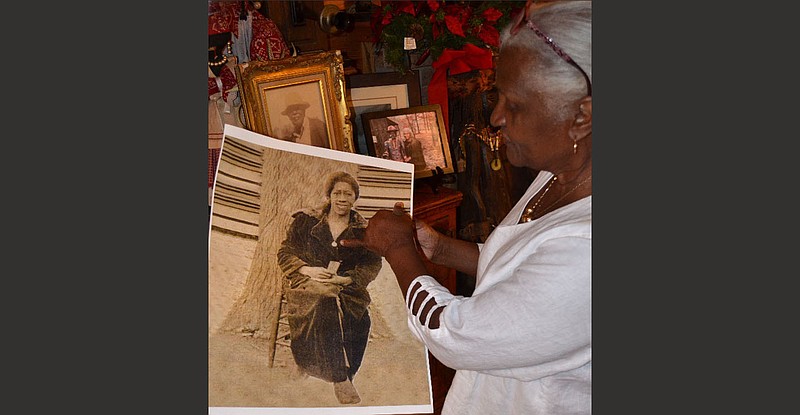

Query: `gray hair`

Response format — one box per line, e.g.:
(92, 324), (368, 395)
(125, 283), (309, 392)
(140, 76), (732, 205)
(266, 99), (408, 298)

(499, 1), (591, 113)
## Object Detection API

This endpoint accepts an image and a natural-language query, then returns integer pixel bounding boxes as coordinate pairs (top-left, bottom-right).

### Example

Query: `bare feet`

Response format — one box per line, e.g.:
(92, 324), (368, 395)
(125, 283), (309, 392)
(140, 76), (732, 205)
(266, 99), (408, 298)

(333, 379), (361, 404)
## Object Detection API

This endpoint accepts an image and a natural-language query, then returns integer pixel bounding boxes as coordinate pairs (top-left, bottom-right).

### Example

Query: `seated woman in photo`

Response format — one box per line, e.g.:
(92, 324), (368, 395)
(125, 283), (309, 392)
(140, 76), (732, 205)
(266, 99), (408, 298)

(277, 171), (383, 405)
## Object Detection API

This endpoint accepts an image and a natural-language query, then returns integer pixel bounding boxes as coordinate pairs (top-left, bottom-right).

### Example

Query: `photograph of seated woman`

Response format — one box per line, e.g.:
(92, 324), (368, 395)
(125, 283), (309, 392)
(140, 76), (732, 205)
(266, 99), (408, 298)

(277, 171), (383, 405)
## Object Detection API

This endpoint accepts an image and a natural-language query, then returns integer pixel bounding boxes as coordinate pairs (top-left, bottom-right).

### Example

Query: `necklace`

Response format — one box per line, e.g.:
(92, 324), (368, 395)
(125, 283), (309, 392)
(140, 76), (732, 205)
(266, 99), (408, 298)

(520, 176), (557, 223)
(520, 174), (592, 223)
(208, 55), (228, 67)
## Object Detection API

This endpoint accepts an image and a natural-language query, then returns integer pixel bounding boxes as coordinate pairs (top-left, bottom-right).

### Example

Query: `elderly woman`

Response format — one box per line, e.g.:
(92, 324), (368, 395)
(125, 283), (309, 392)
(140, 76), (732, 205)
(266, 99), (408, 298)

(342, 1), (592, 413)
(277, 171), (382, 405)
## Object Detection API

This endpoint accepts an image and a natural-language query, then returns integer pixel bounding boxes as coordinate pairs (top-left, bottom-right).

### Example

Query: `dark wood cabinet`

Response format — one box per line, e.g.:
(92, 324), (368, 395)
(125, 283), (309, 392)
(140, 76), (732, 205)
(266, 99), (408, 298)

(265, 0), (331, 53)
(409, 185), (463, 415)
(259, 0), (375, 73)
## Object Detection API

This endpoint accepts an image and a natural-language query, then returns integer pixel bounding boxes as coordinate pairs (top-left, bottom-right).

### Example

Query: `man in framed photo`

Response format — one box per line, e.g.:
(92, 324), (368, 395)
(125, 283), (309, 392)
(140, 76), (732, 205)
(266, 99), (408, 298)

(381, 123), (407, 162)
(277, 93), (328, 148)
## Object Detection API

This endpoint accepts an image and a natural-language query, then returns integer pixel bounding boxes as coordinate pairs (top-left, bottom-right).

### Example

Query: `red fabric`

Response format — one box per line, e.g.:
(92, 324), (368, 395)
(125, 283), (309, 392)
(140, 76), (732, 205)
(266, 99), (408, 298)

(208, 1), (238, 35)
(428, 44), (495, 132)
(207, 65), (238, 101)
(208, 2), (290, 61)
(250, 12), (291, 61)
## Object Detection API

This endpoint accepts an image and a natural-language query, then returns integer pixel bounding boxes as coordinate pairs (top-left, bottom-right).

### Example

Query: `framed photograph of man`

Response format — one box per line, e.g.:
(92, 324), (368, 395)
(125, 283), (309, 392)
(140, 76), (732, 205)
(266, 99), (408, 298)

(360, 104), (454, 179)
(236, 50), (355, 153)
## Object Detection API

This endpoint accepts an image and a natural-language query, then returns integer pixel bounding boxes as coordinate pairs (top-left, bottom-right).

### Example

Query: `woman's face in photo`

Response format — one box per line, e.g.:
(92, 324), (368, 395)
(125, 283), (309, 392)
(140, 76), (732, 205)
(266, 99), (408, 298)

(329, 181), (356, 216)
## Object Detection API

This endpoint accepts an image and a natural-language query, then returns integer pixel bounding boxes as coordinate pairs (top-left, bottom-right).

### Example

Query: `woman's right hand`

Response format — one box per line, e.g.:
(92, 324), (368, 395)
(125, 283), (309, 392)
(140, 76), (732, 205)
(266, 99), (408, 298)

(300, 266), (333, 281)
(414, 217), (441, 261)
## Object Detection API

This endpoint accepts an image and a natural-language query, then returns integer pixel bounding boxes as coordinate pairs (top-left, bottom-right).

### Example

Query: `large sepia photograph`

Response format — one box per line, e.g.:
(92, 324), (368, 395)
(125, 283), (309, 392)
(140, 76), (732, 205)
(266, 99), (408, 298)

(208, 125), (430, 414)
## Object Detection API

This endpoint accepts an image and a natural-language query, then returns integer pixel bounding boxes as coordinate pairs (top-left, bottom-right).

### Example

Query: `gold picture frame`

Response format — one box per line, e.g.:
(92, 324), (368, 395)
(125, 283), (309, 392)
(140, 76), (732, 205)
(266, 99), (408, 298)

(236, 50), (354, 153)
(360, 104), (455, 179)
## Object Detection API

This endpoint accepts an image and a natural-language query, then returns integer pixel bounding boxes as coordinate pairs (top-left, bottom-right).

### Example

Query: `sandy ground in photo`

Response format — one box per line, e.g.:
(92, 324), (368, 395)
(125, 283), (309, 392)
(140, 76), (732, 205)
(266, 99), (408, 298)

(209, 232), (432, 411)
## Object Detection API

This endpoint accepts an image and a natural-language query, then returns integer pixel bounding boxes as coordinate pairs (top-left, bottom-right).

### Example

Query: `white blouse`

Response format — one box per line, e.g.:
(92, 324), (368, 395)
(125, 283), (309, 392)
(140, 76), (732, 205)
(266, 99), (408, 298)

(406, 171), (592, 414)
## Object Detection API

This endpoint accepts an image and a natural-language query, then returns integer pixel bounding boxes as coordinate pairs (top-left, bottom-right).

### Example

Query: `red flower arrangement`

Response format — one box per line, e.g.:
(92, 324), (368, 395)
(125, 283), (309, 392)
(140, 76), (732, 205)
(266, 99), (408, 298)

(372, 0), (525, 73)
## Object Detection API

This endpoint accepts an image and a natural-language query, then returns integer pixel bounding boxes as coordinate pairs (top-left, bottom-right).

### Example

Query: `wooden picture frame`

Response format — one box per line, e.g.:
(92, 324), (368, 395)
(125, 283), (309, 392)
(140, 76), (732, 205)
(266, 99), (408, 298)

(344, 71), (421, 156)
(360, 104), (454, 179)
(236, 50), (355, 152)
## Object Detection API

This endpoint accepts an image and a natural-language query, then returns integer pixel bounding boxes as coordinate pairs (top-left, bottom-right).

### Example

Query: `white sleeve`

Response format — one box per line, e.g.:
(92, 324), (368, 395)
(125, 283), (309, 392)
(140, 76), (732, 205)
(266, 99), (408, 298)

(405, 235), (591, 381)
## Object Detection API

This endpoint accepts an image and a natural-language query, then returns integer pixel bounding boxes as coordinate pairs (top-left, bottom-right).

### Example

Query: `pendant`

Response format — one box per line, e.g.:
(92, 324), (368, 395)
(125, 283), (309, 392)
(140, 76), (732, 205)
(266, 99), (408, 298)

(489, 129), (502, 171)
(331, 241), (337, 247)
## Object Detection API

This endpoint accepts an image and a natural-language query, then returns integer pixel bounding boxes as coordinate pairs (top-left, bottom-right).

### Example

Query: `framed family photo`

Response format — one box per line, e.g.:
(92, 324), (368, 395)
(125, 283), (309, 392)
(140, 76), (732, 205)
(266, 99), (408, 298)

(360, 104), (454, 179)
(236, 50), (355, 153)
(345, 71), (421, 156)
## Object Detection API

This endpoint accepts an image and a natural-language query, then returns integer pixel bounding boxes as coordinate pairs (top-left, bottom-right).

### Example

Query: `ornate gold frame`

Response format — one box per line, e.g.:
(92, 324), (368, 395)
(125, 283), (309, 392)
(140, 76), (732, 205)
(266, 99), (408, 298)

(235, 50), (354, 152)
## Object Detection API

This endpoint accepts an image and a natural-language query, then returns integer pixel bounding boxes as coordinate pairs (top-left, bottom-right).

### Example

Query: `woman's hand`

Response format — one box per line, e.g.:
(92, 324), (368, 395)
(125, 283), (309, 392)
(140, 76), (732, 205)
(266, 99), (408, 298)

(414, 216), (442, 262)
(324, 275), (353, 286)
(341, 202), (431, 292)
(340, 202), (416, 257)
(300, 266), (334, 281)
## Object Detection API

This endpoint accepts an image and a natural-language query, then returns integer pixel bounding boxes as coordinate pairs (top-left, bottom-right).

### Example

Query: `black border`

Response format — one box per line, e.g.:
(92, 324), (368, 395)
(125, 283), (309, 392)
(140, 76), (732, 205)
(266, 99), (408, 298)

(15, 1), (212, 412)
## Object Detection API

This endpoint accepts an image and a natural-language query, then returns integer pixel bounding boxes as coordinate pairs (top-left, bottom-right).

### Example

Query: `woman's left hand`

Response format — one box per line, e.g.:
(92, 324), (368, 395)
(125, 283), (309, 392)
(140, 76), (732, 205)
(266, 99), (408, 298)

(317, 275), (352, 286)
(340, 202), (416, 257)
(341, 202), (430, 292)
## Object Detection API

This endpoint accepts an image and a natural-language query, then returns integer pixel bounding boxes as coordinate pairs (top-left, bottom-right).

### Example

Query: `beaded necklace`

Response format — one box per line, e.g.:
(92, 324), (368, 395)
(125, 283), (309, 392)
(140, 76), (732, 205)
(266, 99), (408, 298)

(208, 55), (228, 67)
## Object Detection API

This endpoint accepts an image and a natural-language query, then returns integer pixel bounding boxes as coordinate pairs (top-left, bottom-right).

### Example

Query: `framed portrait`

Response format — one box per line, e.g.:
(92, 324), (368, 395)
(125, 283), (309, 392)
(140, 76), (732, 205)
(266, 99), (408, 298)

(360, 104), (454, 179)
(236, 50), (355, 153)
(209, 125), (431, 414)
(344, 71), (421, 156)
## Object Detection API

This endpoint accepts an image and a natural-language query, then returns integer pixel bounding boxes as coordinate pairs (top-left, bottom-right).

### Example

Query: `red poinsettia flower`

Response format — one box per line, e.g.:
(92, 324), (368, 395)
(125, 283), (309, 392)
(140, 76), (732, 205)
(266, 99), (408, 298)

(444, 4), (471, 20)
(374, 0), (522, 73)
(431, 14), (442, 39)
(397, 1), (417, 16)
(482, 7), (503, 23)
(382, 10), (394, 25)
(477, 24), (500, 47)
(443, 4), (471, 38)
(444, 14), (466, 37)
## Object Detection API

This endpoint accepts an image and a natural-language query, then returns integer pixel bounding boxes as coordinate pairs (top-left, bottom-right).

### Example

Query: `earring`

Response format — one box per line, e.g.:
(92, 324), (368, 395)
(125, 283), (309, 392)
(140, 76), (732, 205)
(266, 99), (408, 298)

(573, 140), (577, 154)
(226, 41), (233, 55)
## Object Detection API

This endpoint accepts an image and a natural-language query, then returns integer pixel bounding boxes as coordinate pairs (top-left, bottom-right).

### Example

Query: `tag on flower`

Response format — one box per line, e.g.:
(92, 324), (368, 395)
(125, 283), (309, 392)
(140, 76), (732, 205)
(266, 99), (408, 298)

(403, 37), (417, 50)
